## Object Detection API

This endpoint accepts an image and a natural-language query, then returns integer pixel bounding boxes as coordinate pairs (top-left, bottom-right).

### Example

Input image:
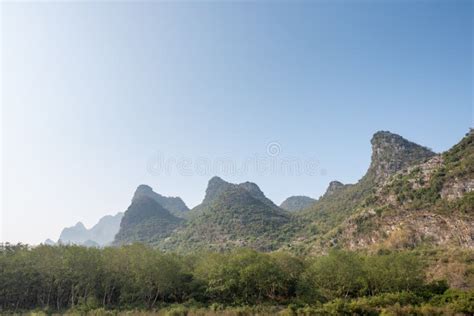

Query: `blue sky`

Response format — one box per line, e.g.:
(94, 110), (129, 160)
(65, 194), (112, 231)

(2, 1), (472, 244)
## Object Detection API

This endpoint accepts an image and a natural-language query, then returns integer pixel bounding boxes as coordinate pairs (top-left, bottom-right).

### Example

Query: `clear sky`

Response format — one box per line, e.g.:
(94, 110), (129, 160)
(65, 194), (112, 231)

(1, 1), (472, 244)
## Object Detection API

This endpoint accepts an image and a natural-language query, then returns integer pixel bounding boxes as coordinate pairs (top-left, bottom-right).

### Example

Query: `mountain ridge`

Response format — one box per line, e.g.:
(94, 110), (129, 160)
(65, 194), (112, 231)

(57, 212), (123, 246)
(56, 130), (473, 254)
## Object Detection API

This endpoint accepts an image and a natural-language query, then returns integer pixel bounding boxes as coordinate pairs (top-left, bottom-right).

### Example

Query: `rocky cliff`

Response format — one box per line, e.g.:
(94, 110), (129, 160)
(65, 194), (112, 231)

(291, 130), (473, 254)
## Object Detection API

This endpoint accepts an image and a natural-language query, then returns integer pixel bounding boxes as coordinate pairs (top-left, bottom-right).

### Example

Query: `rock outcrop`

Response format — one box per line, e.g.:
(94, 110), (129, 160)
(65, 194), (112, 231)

(316, 130), (474, 252)
(366, 131), (435, 183)
(323, 181), (345, 197)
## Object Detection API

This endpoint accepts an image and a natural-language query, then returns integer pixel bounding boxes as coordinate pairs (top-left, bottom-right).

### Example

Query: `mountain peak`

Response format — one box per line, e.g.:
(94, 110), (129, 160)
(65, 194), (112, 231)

(368, 131), (435, 182)
(114, 196), (183, 245)
(202, 176), (233, 205)
(324, 180), (345, 197)
(134, 184), (153, 195)
(74, 222), (86, 230)
(132, 184), (189, 215)
(208, 176), (227, 186)
(200, 177), (280, 211)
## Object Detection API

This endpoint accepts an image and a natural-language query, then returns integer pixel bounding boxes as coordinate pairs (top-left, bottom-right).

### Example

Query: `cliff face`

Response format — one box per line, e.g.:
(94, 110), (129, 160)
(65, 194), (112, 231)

(288, 130), (473, 254)
(365, 131), (435, 183)
(319, 131), (474, 252)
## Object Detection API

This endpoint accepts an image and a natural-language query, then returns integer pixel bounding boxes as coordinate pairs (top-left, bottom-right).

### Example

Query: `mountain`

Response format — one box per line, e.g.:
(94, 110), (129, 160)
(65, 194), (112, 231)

(114, 194), (183, 245)
(58, 222), (88, 245)
(328, 129), (474, 251)
(58, 130), (473, 255)
(113, 185), (188, 245)
(280, 196), (316, 212)
(288, 130), (473, 254)
(158, 177), (292, 251)
(56, 185), (187, 247)
(133, 184), (189, 217)
(192, 176), (280, 213)
(58, 212), (123, 246)
(87, 212), (124, 245)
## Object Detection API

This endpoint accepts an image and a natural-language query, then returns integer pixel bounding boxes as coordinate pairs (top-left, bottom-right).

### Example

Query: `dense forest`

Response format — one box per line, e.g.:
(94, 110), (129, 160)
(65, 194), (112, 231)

(1, 243), (472, 315)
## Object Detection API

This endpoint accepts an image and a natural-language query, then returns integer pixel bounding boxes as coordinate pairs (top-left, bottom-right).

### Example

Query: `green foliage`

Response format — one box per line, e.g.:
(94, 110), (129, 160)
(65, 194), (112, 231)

(298, 178), (375, 242)
(161, 187), (293, 252)
(364, 251), (425, 295)
(297, 250), (425, 303)
(386, 131), (473, 213)
(1, 243), (471, 314)
(298, 250), (366, 301)
(194, 249), (299, 304)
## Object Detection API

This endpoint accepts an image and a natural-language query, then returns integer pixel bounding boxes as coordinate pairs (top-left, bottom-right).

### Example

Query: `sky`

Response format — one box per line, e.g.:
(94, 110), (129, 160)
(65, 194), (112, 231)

(1, 1), (472, 244)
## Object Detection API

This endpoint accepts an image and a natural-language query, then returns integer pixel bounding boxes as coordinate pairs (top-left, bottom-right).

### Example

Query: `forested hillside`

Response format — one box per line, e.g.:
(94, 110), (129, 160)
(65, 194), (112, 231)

(114, 195), (183, 245)
(158, 182), (293, 251)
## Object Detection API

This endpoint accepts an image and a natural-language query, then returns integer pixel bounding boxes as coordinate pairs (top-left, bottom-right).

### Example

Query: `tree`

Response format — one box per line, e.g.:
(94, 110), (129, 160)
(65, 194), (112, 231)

(298, 250), (366, 302)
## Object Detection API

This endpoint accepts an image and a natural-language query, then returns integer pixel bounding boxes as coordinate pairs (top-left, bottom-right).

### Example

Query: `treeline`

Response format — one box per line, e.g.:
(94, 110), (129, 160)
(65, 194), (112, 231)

(0, 243), (472, 315)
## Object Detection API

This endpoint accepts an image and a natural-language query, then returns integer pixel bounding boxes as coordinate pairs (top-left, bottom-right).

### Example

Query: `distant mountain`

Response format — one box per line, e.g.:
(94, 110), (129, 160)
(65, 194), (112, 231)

(58, 212), (123, 247)
(158, 177), (292, 251)
(58, 222), (89, 245)
(280, 196), (316, 212)
(43, 238), (56, 246)
(133, 184), (189, 217)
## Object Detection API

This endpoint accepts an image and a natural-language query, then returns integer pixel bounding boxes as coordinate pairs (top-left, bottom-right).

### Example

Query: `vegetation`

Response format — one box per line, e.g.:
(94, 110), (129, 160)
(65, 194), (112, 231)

(159, 187), (293, 252)
(385, 130), (473, 212)
(280, 196), (316, 212)
(114, 196), (183, 246)
(1, 243), (472, 315)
